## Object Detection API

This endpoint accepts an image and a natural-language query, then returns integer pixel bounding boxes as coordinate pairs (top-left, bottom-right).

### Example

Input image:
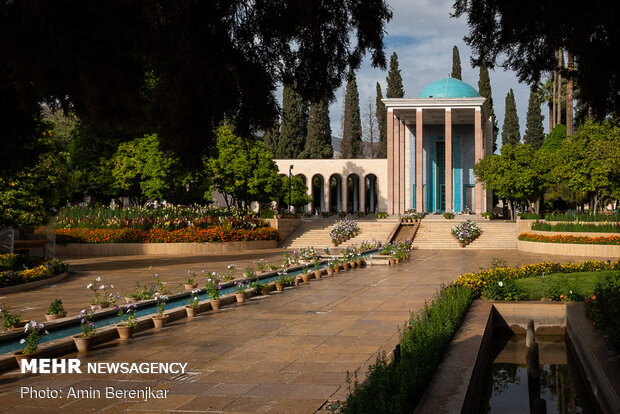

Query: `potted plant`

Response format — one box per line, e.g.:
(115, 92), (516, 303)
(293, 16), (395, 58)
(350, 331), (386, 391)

(301, 265), (311, 283)
(116, 304), (138, 340)
(326, 260), (334, 276)
(1, 307), (22, 330)
(205, 277), (223, 310)
(73, 308), (96, 352)
(355, 255), (364, 268)
(260, 283), (272, 295)
(186, 289), (200, 317)
(15, 321), (48, 367)
(313, 260), (322, 279)
(275, 271), (288, 291)
(235, 281), (248, 302)
(225, 264), (237, 281)
(87, 276), (117, 308)
(254, 259), (266, 273)
(332, 259), (341, 274)
(151, 294), (168, 328)
(45, 299), (67, 321)
(185, 271), (199, 290)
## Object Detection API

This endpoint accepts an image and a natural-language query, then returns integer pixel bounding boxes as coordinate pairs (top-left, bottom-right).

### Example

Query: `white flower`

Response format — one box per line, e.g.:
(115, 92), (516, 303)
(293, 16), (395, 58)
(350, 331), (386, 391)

(99, 285), (105, 290)
(110, 284), (114, 288)
(20, 339), (25, 344)
(87, 283), (93, 289)
(498, 281), (504, 287)
(95, 277), (101, 282)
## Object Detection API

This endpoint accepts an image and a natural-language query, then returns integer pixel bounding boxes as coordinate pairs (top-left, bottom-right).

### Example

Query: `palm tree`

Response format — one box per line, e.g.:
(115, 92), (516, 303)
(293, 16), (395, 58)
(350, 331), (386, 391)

(537, 78), (554, 132)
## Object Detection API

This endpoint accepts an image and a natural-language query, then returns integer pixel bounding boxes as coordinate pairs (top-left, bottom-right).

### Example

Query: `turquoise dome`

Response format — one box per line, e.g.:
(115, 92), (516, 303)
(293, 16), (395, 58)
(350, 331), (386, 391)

(418, 77), (480, 98)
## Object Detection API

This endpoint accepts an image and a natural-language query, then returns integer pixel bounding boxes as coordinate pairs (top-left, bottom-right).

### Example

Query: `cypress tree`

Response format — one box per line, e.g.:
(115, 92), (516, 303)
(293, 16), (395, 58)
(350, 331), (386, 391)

(523, 87), (545, 150)
(376, 83), (387, 158)
(478, 60), (499, 152)
(341, 68), (363, 158)
(276, 83), (307, 158)
(262, 117), (280, 155)
(386, 52), (404, 98)
(451, 46), (462, 80)
(301, 100), (333, 159)
(501, 89), (521, 147)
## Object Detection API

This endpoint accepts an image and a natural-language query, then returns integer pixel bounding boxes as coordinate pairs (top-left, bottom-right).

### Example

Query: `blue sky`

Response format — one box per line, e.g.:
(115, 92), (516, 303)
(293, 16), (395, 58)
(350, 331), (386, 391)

(325, 0), (543, 152)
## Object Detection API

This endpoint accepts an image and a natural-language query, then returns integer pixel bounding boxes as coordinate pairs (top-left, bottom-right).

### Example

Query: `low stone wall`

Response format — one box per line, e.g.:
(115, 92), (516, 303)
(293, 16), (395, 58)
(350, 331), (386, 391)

(56, 240), (278, 257)
(517, 239), (620, 258)
(265, 218), (302, 243)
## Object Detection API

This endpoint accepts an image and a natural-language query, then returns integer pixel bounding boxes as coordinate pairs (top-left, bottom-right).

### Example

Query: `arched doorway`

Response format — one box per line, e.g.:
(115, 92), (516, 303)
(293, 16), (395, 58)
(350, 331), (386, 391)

(365, 174), (378, 213)
(311, 175), (324, 214)
(347, 174), (360, 213)
(329, 174), (342, 213)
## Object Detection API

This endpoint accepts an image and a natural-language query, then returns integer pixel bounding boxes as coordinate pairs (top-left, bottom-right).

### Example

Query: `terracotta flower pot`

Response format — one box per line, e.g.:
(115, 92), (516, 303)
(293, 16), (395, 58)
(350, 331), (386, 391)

(235, 292), (246, 303)
(14, 351), (39, 369)
(395, 258), (401, 264)
(116, 325), (134, 340)
(294, 277), (301, 286)
(73, 335), (95, 352)
(45, 312), (67, 321)
(260, 285), (271, 295)
(389, 259), (395, 266)
(314, 270), (322, 279)
(275, 282), (285, 291)
(343, 263), (350, 271)
(152, 315), (168, 329)
(327, 268), (334, 276)
(184, 283), (198, 291)
(125, 297), (138, 304)
(210, 299), (222, 310)
(355, 259), (363, 267)
(185, 306), (197, 318)
(334, 266), (341, 274)
(301, 273), (311, 283)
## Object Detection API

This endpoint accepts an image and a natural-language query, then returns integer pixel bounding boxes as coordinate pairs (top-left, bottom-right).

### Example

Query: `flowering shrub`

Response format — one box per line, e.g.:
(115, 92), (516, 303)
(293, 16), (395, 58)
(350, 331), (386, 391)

(87, 276), (118, 307)
(330, 217), (360, 245)
(117, 304), (138, 327)
(78, 308), (96, 337)
(205, 275), (223, 300)
(455, 260), (620, 295)
(56, 226), (280, 244)
(518, 233), (620, 245)
(451, 220), (481, 244)
(586, 274), (620, 353)
(481, 279), (527, 301)
(0, 257), (69, 288)
(20, 320), (48, 355)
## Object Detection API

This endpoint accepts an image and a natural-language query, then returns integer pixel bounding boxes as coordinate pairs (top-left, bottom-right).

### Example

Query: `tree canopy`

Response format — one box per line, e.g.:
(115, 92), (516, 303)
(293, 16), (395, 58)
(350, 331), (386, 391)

(375, 83), (387, 158)
(341, 69), (363, 158)
(1, 0), (392, 166)
(451, 46), (462, 80)
(452, 0), (620, 119)
(302, 100), (333, 159)
(523, 87), (545, 150)
(477, 60), (499, 152)
(501, 89), (520, 146)
(386, 52), (405, 98)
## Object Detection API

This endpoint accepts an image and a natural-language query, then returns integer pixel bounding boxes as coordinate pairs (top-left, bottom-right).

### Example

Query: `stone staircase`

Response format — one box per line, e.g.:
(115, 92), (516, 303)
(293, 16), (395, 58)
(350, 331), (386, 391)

(412, 216), (517, 250)
(280, 217), (400, 249)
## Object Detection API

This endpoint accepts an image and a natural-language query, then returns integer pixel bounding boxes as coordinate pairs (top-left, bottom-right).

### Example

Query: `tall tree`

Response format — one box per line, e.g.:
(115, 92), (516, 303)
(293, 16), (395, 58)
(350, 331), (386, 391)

(262, 117), (280, 155)
(452, 0), (619, 120)
(556, 49), (563, 127)
(386, 52), (405, 98)
(363, 97), (379, 158)
(301, 100), (333, 159)
(524, 87), (545, 149)
(276, 84), (307, 158)
(566, 52), (574, 135)
(341, 69), (363, 158)
(536, 78), (554, 132)
(375, 83), (387, 157)
(478, 60), (499, 152)
(451, 46), (462, 80)
(501, 89), (520, 146)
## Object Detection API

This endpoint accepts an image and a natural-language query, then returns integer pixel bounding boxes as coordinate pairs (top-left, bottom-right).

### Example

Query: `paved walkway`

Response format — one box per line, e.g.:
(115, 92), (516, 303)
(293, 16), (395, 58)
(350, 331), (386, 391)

(0, 250), (580, 413)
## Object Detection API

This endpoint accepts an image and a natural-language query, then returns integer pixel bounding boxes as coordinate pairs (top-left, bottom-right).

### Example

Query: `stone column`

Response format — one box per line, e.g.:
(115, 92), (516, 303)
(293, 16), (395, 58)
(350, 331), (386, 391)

(387, 109), (394, 215)
(370, 177), (375, 212)
(415, 109), (424, 212)
(474, 108), (483, 214)
(307, 179), (313, 214)
(445, 109), (452, 213)
(359, 175), (366, 214)
(323, 175), (330, 214)
(393, 112), (400, 214)
(341, 174), (348, 213)
(399, 118), (406, 214)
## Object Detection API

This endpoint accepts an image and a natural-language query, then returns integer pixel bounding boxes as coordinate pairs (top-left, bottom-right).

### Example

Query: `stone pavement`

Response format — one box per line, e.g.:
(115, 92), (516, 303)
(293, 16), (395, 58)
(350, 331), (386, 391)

(0, 250), (581, 413)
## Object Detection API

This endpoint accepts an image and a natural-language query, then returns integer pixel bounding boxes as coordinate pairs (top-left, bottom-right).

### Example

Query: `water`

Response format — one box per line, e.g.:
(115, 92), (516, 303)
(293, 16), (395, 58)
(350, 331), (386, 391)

(480, 333), (596, 413)
(1, 251), (377, 355)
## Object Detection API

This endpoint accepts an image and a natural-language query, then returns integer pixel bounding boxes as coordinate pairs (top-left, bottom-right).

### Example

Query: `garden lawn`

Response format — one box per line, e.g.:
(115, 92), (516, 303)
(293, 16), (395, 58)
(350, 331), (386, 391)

(514, 270), (620, 300)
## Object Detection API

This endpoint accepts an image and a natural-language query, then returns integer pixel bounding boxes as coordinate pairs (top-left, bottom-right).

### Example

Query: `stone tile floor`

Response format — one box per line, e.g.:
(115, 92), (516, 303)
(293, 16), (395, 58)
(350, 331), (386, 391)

(0, 249), (582, 413)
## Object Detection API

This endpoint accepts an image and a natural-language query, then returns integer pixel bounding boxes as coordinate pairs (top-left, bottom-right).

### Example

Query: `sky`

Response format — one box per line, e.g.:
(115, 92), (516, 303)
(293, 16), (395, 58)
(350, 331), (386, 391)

(325, 0), (544, 152)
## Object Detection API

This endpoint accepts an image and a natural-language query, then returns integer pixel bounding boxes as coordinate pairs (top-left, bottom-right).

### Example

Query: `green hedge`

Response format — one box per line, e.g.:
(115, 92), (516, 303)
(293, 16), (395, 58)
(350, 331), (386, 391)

(531, 221), (620, 233)
(586, 273), (620, 354)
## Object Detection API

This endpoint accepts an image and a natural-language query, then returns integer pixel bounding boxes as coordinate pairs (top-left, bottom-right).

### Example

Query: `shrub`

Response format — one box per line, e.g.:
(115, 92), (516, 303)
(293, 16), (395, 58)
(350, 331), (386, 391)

(443, 212), (454, 219)
(375, 211), (388, 219)
(47, 299), (65, 315)
(518, 233), (620, 245)
(451, 220), (481, 243)
(545, 212), (577, 221)
(481, 212), (495, 219)
(482, 278), (527, 301)
(577, 212), (620, 222)
(531, 222), (620, 233)
(586, 273), (620, 354)
(518, 212), (540, 220)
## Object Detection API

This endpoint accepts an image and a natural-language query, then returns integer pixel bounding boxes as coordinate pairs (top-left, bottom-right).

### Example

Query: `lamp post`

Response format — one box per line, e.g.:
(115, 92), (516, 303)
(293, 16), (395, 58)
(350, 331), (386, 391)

(288, 165), (294, 213)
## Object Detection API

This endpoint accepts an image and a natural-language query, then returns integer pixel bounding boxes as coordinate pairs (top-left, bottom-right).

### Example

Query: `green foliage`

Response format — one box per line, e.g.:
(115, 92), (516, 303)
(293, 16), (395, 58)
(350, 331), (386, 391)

(544, 212), (576, 221)
(531, 221), (620, 233)
(341, 68), (363, 158)
(280, 175), (311, 209)
(586, 273), (620, 353)
(341, 285), (474, 413)
(110, 134), (180, 202)
(482, 278), (527, 301)
(501, 89), (520, 146)
(386, 52), (404, 98)
(524, 87), (544, 149)
(276, 83), (307, 158)
(375, 211), (388, 219)
(451, 46), (462, 80)
(478, 60), (499, 152)
(0, 307), (21, 330)
(443, 212), (454, 219)
(515, 271), (615, 301)
(208, 126), (282, 208)
(518, 212), (541, 219)
(541, 124), (566, 152)
(376, 83), (387, 158)
(261, 117), (280, 155)
(47, 299), (65, 315)
(302, 100), (333, 159)
(577, 213), (620, 222)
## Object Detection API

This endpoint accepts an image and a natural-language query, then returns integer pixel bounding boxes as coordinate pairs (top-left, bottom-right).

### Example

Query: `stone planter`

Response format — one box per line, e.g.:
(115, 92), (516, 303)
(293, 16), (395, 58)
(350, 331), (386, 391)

(125, 297), (138, 304)
(326, 268), (334, 276)
(73, 335), (95, 352)
(185, 306), (197, 318)
(14, 351), (39, 369)
(44, 312), (67, 321)
(151, 315), (169, 329)
(260, 285), (271, 295)
(301, 273), (311, 283)
(210, 299), (222, 310)
(275, 282), (285, 291)
(235, 292), (246, 303)
(314, 270), (322, 279)
(116, 325), (134, 340)
(184, 283), (198, 291)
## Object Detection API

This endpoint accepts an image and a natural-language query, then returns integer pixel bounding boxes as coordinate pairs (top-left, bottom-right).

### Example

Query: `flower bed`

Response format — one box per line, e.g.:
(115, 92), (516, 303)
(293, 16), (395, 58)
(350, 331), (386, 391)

(518, 233), (620, 245)
(56, 226), (280, 244)
(0, 254), (68, 288)
(330, 217), (360, 245)
(451, 220), (481, 244)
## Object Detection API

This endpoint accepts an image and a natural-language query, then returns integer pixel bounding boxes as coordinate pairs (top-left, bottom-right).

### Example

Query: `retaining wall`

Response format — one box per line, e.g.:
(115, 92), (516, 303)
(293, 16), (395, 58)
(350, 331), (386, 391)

(517, 239), (620, 258)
